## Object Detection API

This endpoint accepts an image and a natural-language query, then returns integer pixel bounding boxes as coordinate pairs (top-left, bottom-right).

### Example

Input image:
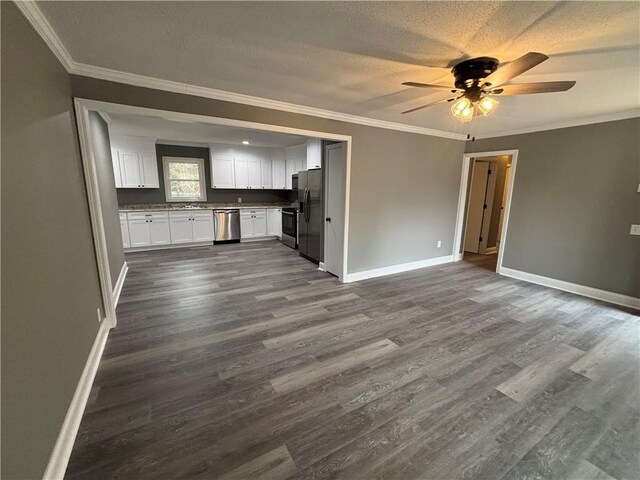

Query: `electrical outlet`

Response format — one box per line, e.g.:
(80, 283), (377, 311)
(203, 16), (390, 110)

(437, 240), (442, 248)
(630, 224), (640, 236)
(97, 307), (102, 323)
(238, 197), (242, 203)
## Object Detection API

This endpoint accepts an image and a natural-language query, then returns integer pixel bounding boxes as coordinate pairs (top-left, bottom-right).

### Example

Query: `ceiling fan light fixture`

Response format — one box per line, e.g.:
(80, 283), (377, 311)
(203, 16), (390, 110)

(478, 96), (499, 116)
(451, 97), (472, 117)
(458, 104), (475, 122)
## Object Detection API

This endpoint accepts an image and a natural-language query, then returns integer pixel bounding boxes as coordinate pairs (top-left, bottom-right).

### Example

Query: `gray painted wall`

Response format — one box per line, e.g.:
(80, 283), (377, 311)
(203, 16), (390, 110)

(70, 76), (466, 273)
(467, 118), (640, 298)
(89, 112), (126, 286)
(2, 3), (104, 478)
(116, 143), (295, 206)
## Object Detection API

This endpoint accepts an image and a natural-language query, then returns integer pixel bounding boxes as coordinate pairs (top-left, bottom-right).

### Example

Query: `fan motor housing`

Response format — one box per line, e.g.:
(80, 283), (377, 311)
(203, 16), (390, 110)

(452, 57), (500, 90)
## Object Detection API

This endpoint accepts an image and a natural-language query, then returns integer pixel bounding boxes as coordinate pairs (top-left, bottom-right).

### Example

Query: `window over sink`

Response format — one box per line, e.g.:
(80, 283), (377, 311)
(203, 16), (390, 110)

(162, 157), (207, 202)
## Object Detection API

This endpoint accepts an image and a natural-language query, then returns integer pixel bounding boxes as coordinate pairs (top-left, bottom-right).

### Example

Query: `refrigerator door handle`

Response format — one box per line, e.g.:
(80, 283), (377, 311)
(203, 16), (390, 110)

(305, 189), (311, 223)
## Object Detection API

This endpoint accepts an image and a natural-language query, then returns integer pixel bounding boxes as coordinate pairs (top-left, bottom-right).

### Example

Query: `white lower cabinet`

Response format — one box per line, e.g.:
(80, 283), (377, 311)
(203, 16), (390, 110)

(168, 213), (194, 244)
(240, 209), (267, 239)
(125, 211), (170, 248)
(267, 208), (282, 238)
(120, 213), (130, 248)
(192, 212), (215, 242)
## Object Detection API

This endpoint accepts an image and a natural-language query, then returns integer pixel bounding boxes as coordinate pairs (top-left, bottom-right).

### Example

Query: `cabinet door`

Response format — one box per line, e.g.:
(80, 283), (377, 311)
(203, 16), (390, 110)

(211, 158), (235, 188)
(119, 152), (142, 187)
(267, 208), (282, 237)
(297, 158), (306, 174)
(285, 158), (297, 189)
(140, 153), (159, 188)
(240, 214), (254, 239)
(169, 215), (193, 244)
(149, 218), (171, 245)
(307, 138), (322, 169)
(192, 212), (215, 242)
(128, 218), (151, 247)
(253, 213), (267, 237)
(120, 214), (130, 248)
(272, 159), (286, 189)
(247, 159), (262, 189)
(261, 159), (273, 189)
(112, 149), (123, 188)
(234, 158), (249, 189)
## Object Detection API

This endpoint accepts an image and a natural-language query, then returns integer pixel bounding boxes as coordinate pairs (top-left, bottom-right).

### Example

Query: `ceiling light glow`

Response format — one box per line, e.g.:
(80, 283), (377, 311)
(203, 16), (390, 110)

(478, 96), (499, 116)
(242, 140), (249, 145)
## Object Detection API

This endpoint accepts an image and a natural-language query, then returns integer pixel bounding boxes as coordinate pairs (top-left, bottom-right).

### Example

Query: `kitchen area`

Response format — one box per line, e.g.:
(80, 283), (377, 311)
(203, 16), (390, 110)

(104, 112), (334, 271)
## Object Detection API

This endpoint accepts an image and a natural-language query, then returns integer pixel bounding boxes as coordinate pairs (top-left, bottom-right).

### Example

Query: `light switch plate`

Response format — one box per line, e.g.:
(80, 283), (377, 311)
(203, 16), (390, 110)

(630, 224), (640, 236)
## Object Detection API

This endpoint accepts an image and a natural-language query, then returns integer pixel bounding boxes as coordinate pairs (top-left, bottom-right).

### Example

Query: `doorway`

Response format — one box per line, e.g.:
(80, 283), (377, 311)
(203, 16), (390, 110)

(453, 150), (518, 273)
(73, 98), (354, 328)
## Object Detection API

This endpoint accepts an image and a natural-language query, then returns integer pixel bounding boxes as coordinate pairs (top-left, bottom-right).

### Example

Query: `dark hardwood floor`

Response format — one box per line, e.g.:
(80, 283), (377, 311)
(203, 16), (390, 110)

(463, 251), (498, 271)
(66, 241), (639, 480)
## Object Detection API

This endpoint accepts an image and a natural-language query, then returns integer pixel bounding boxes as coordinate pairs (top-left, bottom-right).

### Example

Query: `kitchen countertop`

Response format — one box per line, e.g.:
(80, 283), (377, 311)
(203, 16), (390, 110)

(119, 203), (295, 212)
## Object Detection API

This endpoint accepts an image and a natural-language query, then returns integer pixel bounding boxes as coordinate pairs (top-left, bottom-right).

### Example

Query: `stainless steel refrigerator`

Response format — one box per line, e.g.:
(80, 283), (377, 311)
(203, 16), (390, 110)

(298, 169), (322, 263)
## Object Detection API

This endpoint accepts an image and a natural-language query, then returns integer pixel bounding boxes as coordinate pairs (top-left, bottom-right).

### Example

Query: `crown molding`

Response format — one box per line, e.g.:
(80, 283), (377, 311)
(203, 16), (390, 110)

(69, 62), (467, 140)
(13, 0), (75, 71)
(16, 0), (639, 143)
(474, 109), (640, 139)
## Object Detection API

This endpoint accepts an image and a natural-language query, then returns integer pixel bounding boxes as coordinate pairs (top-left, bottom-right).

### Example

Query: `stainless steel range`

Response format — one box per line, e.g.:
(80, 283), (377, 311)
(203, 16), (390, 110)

(281, 207), (298, 249)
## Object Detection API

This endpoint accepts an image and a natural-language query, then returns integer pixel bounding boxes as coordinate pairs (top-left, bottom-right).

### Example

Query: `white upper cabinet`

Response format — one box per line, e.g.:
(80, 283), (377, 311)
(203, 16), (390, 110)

(211, 157), (235, 188)
(261, 159), (273, 189)
(271, 150), (286, 189)
(111, 135), (159, 189)
(119, 152), (142, 188)
(247, 159), (262, 189)
(234, 158), (249, 189)
(139, 153), (160, 188)
(307, 138), (322, 170)
(210, 144), (292, 189)
(112, 148), (123, 188)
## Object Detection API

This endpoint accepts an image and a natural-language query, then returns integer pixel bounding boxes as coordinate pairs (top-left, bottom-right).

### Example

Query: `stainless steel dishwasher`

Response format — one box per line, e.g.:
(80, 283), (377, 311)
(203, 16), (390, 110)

(213, 209), (241, 242)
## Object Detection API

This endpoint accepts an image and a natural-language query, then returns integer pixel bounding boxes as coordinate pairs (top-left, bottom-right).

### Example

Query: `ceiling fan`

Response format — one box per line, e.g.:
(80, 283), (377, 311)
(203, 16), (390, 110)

(401, 52), (576, 121)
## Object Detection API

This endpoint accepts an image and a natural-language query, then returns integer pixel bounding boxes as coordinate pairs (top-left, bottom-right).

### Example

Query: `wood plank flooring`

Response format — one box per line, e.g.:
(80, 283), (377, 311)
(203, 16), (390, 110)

(66, 241), (639, 480)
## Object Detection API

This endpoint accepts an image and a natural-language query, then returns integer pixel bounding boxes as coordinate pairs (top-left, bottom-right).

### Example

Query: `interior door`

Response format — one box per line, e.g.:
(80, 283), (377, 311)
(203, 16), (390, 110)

(325, 143), (346, 277)
(479, 162), (498, 253)
(464, 161), (488, 253)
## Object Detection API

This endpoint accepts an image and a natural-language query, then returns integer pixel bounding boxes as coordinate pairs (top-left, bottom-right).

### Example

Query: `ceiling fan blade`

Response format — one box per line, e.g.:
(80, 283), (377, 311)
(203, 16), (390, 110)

(401, 97), (456, 114)
(483, 52), (549, 88)
(491, 81), (576, 95)
(402, 81), (458, 91)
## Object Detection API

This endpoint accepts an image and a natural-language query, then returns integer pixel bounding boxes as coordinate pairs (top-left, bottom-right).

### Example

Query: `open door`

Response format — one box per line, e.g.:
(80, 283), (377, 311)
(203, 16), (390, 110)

(464, 160), (497, 254)
(324, 142), (346, 277)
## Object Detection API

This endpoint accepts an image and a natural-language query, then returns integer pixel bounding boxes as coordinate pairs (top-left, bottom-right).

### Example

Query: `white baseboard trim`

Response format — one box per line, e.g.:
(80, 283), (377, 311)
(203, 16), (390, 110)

(43, 320), (111, 480)
(484, 247), (498, 254)
(112, 261), (128, 308)
(454, 253), (464, 261)
(318, 262), (327, 272)
(345, 255), (454, 283)
(499, 267), (640, 310)
(125, 241), (213, 252)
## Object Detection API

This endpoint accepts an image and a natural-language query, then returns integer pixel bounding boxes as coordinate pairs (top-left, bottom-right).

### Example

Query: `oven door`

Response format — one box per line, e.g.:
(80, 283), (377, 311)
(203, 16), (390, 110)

(281, 209), (297, 248)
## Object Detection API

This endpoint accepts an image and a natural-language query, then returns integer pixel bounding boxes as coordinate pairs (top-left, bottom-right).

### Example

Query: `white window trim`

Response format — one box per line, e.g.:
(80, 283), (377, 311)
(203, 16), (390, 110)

(162, 156), (207, 202)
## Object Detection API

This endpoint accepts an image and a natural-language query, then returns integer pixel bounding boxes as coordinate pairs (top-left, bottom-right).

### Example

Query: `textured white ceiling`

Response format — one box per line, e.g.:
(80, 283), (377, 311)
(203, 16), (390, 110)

(39, 1), (640, 137)
(108, 113), (308, 148)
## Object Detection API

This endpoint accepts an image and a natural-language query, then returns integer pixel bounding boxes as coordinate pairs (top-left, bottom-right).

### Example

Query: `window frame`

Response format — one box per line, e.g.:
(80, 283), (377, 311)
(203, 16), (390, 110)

(162, 156), (207, 202)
